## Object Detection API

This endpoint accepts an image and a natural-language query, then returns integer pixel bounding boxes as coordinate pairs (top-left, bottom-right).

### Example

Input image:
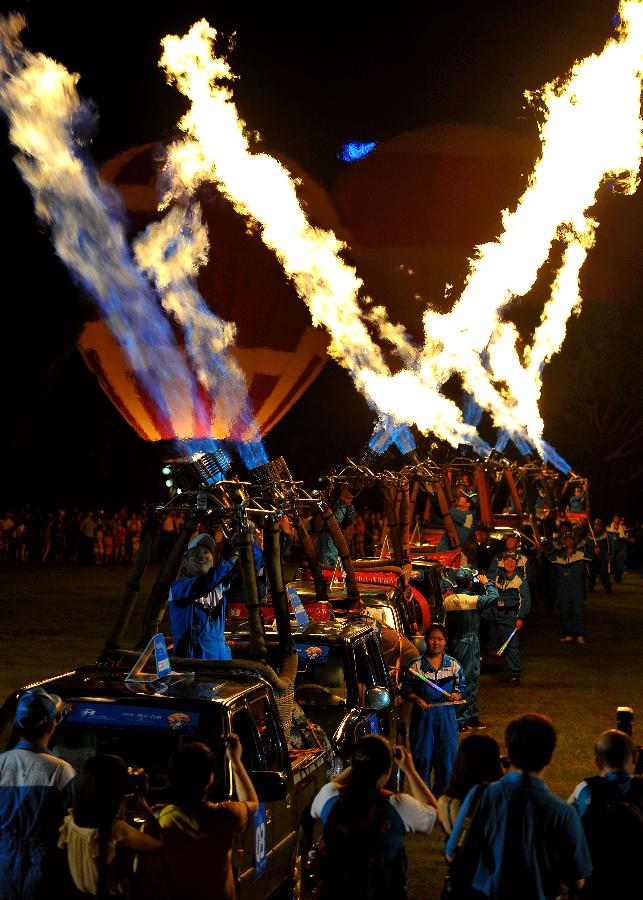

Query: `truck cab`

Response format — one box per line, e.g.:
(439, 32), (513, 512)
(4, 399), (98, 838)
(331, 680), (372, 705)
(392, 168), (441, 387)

(226, 618), (410, 776)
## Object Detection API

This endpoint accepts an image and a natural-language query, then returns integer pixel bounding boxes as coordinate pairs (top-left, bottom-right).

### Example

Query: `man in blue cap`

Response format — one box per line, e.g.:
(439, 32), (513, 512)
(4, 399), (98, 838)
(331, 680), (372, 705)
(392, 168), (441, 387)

(168, 532), (240, 659)
(0, 687), (76, 899)
(442, 567), (499, 732)
(489, 551), (531, 684)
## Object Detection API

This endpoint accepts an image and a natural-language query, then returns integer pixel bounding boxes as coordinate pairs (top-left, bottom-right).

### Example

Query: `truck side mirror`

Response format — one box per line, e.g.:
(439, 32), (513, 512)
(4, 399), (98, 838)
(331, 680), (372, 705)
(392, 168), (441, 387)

(251, 770), (289, 801)
(365, 686), (391, 711)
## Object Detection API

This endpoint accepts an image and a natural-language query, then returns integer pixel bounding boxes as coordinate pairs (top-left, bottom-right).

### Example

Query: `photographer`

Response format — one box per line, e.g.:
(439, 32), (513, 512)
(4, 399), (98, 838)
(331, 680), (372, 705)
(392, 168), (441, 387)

(138, 735), (258, 900)
(311, 735), (437, 900)
(59, 754), (161, 897)
(568, 729), (643, 898)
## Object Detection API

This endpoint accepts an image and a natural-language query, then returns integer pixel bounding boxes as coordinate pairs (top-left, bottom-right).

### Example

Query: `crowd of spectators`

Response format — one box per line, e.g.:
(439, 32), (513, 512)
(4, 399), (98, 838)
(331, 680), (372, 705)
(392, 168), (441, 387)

(2, 687), (641, 900)
(0, 507), (148, 566)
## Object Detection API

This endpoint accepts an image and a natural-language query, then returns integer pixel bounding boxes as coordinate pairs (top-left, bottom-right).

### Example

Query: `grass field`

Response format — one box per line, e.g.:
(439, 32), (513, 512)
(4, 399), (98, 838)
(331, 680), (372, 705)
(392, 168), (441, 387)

(1, 564), (642, 898)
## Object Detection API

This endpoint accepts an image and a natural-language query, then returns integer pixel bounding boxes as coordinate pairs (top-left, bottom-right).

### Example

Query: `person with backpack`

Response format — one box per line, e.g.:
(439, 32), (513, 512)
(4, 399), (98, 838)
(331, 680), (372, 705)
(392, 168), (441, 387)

(58, 753), (161, 897)
(568, 728), (643, 898)
(311, 735), (437, 900)
(445, 713), (592, 900)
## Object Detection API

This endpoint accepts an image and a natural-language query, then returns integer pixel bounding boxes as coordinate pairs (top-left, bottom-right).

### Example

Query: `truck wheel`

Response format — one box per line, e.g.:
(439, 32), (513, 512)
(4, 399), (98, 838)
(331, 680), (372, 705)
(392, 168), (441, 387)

(282, 827), (305, 900)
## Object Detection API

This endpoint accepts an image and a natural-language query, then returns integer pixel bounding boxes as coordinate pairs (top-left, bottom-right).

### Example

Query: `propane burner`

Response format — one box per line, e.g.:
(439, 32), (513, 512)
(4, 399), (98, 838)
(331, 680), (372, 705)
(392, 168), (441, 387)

(170, 449), (232, 492)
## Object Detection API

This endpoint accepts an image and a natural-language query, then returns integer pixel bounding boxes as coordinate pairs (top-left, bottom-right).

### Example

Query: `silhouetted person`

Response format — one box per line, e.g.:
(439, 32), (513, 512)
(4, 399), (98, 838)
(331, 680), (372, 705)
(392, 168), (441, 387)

(446, 713), (591, 899)
(0, 689), (76, 900)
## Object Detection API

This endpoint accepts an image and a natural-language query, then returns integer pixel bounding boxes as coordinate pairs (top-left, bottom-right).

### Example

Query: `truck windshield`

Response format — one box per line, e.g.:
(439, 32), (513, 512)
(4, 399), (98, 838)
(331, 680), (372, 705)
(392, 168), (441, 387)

(294, 645), (348, 706)
(49, 700), (225, 803)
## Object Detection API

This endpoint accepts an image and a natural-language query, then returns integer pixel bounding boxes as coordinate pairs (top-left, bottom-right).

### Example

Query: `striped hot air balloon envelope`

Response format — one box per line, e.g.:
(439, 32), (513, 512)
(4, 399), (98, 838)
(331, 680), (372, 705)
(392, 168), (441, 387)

(77, 142), (335, 442)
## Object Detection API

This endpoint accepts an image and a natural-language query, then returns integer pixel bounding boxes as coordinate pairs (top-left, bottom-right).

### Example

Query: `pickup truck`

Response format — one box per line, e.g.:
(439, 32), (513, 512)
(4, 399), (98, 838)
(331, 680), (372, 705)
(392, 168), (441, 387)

(0, 654), (330, 899)
(227, 579), (418, 640)
(296, 564), (432, 630)
(226, 618), (412, 787)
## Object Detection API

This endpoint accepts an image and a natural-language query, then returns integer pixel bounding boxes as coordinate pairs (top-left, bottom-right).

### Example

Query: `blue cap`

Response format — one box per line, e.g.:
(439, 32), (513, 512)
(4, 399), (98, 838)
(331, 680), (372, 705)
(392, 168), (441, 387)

(16, 688), (63, 729)
(187, 533), (216, 555)
(454, 567), (477, 584)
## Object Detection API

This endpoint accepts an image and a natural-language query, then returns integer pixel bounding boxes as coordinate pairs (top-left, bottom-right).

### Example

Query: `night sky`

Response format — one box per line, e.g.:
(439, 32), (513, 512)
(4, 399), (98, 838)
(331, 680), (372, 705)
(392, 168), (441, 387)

(2, 1), (641, 511)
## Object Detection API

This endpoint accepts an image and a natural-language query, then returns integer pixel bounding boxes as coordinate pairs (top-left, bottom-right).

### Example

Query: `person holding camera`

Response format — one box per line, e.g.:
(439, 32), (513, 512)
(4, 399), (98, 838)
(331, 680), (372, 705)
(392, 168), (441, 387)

(58, 753), (161, 897)
(568, 728), (643, 898)
(0, 688), (76, 900)
(168, 532), (240, 659)
(311, 735), (437, 900)
(137, 735), (258, 900)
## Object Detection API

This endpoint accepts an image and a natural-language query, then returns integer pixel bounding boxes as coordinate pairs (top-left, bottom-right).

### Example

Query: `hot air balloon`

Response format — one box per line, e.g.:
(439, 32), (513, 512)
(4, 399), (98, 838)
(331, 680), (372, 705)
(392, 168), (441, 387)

(77, 142), (336, 442)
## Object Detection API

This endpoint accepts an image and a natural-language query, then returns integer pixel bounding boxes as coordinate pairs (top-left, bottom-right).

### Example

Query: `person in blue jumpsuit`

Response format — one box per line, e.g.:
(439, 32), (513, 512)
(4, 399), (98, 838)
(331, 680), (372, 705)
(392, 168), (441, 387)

(568, 482), (587, 513)
(607, 515), (628, 582)
(436, 493), (477, 551)
(168, 533), (239, 659)
(0, 688), (76, 900)
(585, 519), (612, 594)
(401, 623), (465, 796)
(550, 534), (591, 644)
(316, 485), (356, 564)
(443, 568), (498, 732)
(489, 552), (531, 684)
(486, 535), (533, 583)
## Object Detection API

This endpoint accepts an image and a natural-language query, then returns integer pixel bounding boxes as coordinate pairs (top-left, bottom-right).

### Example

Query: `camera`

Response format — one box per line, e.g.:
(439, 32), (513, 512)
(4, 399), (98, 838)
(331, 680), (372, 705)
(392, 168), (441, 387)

(615, 706), (643, 775)
(126, 766), (147, 796)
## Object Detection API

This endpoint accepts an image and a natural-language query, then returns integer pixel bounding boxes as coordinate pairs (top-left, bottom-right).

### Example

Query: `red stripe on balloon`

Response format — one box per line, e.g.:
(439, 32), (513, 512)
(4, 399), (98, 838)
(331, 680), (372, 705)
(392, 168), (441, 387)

(83, 349), (150, 440)
(192, 378), (214, 438)
(132, 374), (177, 440)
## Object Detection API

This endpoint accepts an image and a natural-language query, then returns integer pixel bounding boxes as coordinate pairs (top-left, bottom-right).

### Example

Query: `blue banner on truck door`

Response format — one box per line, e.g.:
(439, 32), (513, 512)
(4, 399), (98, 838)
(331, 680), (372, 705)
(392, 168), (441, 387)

(63, 703), (199, 733)
(253, 803), (267, 878)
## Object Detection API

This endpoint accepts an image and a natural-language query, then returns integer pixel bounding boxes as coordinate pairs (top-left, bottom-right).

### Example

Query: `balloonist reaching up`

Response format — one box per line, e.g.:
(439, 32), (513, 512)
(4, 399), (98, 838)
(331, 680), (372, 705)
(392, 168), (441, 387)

(168, 533), (240, 660)
(316, 484), (356, 565)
